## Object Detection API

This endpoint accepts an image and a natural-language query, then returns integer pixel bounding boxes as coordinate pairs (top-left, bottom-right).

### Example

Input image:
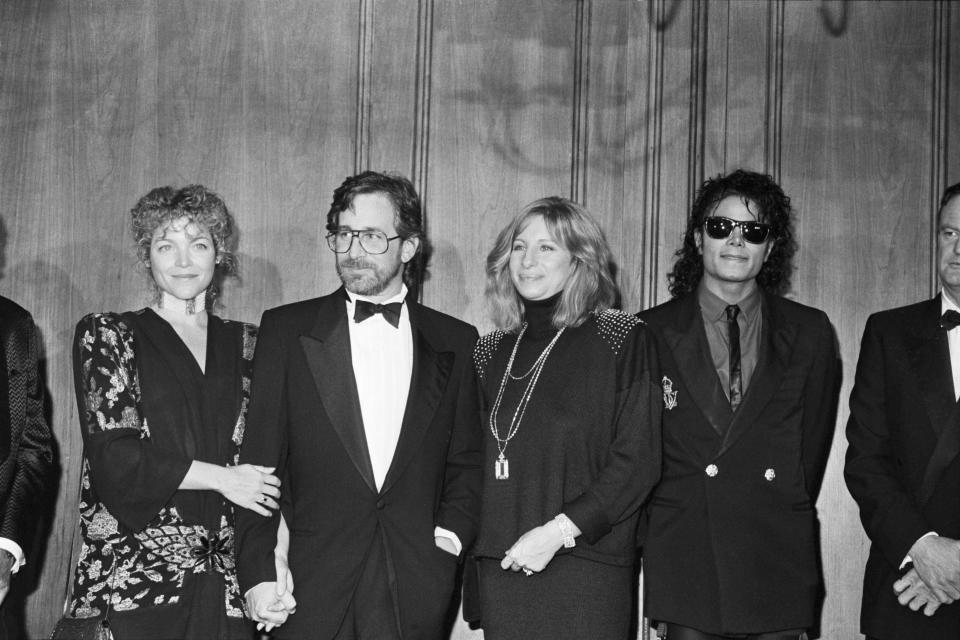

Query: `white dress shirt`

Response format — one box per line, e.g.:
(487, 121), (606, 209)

(344, 285), (461, 554)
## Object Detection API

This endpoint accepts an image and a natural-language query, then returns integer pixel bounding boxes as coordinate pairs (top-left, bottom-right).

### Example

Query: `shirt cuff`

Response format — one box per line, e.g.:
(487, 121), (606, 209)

(901, 531), (939, 569)
(434, 526), (462, 556)
(0, 538), (24, 574)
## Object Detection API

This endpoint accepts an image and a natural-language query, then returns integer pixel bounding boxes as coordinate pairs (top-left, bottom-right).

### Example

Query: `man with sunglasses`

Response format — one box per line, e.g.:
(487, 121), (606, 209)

(236, 171), (481, 639)
(845, 182), (960, 639)
(638, 169), (841, 640)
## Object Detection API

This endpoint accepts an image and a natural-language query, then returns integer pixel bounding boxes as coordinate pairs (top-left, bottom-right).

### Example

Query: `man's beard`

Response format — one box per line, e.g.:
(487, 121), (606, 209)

(336, 257), (403, 296)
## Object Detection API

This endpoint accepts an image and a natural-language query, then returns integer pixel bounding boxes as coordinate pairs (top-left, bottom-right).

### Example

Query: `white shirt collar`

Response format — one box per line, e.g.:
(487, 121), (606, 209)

(345, 284), (408, 307)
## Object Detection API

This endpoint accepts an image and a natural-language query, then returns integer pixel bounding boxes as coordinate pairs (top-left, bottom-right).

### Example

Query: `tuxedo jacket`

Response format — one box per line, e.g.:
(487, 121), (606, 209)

(638, 291), (840, 635)
(0, 296), (53, 554)
(236, 288), (481, 640)
(845, 296), (960, 639)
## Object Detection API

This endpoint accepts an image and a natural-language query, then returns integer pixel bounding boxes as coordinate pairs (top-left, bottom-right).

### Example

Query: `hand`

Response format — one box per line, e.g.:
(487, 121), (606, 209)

(435, 535), (458, 557)
(908, 535), (960, 603)
(894, 567), (942, 616)
(246, 581), (292, 632)
(500, 521), (564, 574)
(0, 550), (14, 607)
(220, 465), (280, 516)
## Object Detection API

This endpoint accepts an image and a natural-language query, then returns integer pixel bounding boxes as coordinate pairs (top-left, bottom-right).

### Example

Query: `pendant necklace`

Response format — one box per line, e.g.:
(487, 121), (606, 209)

(488, 322), (565, 480)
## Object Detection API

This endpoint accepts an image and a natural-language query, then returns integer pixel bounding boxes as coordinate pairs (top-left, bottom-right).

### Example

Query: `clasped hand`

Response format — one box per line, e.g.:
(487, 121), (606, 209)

(247, 553), (297, 632)
(894, 535), (960, 614)
(501, 521), (564, 574)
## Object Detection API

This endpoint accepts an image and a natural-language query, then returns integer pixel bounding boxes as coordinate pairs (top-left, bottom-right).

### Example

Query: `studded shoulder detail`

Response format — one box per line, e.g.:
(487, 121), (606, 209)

(594, 309), (643, 355)
(474, 330), (507, 381)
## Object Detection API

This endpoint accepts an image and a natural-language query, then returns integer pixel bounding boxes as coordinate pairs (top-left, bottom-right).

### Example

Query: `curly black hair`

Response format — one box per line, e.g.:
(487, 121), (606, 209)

(667, 169), (796, 298)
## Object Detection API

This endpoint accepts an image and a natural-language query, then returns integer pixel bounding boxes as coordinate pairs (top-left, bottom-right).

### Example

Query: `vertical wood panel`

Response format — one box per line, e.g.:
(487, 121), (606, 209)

(780, 3), (936, 638)
(422, 0), (577, 330)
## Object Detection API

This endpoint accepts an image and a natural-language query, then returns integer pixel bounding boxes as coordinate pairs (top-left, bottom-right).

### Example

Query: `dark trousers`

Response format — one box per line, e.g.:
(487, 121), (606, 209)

(333, 532), (401, 640)
(662, 623), (804, 640)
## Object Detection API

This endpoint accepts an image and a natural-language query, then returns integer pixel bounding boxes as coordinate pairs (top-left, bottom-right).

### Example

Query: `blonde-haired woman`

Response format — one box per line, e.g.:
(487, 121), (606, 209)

(469, 197), (661, 639)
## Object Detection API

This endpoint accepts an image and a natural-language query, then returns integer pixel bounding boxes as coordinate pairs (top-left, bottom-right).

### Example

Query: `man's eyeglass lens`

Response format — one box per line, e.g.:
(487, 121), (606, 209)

(326, 230), (398, 254)
(704, 217), (771, 244)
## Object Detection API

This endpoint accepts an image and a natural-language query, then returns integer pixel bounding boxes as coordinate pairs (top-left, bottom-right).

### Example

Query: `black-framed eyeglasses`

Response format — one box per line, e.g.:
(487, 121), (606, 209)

(326, 229), (401, 255)
(703, 216), (771, 244)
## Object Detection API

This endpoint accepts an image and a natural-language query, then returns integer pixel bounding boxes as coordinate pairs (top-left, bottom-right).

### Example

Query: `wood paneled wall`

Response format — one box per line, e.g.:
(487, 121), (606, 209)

(0, 1), (957, 638)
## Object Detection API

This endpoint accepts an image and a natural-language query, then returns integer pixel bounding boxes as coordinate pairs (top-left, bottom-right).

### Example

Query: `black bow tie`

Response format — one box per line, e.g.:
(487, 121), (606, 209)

(354, 300), (402, 328)
(941, 310), (960, 331)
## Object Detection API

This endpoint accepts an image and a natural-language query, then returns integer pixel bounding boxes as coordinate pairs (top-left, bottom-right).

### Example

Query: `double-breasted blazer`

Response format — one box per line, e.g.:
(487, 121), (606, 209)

(845, 296), (960, 639)
(0, 296), (53, 554)
(235, 288), (482, 640)
(638, 291), (840, 635)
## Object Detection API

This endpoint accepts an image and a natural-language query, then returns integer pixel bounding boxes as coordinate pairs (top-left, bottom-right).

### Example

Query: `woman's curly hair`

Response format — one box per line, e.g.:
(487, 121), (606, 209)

(668, 169), (796, 298)
(131, 184), (238, 307)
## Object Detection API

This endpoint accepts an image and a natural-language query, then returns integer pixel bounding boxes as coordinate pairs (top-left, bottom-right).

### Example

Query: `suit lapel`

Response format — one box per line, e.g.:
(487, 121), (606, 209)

(0, 330), (10, 461)
(912, 296), (960, 505)
(717, 293), (795, 458)
(380, 301), (452, 494)
(299, 292), (377, 493)
(663, 295), (732, 436)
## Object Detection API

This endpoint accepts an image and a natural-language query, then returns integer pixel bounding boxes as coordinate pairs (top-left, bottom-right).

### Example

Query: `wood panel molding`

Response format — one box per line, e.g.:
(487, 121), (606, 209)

(411, 0), (433, 205)
(686, 0), (708, 213)
(571, 0), (591, 204)
(355, 0), (374, 172)
(764, 0), (785, 180)
(930, 0), (950, 293)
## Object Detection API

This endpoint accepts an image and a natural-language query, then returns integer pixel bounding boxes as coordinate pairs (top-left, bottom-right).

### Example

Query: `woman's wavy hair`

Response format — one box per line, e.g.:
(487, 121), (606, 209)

(131, 184), (238, 307)
(325, 171), (426, 292)
(668, 169), (796, 298)
(485, 197), (619, 332)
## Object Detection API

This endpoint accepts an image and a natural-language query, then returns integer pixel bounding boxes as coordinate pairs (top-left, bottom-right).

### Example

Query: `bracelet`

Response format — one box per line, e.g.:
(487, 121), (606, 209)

(554, 513), (576, 549)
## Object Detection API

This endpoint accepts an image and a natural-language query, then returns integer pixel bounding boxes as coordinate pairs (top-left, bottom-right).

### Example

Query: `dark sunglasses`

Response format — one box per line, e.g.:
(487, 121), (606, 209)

(703, 216), (771, 244)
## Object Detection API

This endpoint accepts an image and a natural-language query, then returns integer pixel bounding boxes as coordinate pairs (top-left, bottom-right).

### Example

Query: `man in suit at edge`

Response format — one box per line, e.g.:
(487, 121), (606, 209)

(236, 171), (481, 639)
(0, 296), (53, 639)
(845, 181), (960, 639)
(638, 170), (841, 640)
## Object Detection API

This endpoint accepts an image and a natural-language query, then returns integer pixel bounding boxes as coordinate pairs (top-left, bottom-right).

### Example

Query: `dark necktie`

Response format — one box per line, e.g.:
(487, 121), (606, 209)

(354, 300), (402, 328)
(726, 304), (743, 411)
(941, 309), (960, 331)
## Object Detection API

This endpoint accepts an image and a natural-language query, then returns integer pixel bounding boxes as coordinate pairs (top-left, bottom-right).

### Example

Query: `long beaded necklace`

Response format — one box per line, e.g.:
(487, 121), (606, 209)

(488, 322), (566, 480)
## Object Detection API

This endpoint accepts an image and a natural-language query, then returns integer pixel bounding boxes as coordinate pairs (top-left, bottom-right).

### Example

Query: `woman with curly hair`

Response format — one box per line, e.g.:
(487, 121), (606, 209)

(65, 185), (279, 639)
(467, 197), (661, 639)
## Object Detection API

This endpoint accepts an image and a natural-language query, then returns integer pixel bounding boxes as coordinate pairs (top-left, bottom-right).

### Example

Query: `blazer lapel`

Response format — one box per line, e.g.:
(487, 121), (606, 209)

(663, 295), (732, 436)
(380, 301), (452, 494)
(717, 293), (795, 458)
(299, 292), (377, 493)
(0, 332), (10, 461)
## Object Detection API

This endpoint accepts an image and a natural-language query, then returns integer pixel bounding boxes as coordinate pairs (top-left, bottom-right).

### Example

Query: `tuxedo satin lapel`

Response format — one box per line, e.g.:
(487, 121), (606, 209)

(907, 303), (953, 439)
(664, 296), (731, 436)
(380, 304), (452, 494)
(0, 331), (11, 461)
(299, 299), (376, 493)
(717, 296), (794, 458)
(911, 298), (960, 505)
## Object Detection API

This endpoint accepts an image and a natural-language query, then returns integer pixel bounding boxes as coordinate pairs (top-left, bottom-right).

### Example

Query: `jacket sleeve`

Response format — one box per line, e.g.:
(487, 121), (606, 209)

(844, 314), (931, 566)
(435, 326), (483, 550)
(73, 313), (191, 532)
(0, 311), (54, 546)
(563, 324), (663, 544)
(800, 311), (842, 501)
(235, 309), (286, 593)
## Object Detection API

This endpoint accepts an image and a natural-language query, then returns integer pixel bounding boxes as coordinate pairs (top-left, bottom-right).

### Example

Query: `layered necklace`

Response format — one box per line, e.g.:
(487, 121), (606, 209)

(488, 322), (565, 480)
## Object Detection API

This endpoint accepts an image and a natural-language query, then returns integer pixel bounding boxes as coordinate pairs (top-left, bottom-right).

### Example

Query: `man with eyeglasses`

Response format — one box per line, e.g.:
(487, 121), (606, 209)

(845, 181), (960, 639)
(638, 169), (841, 640)
(236, 171), (481, 639)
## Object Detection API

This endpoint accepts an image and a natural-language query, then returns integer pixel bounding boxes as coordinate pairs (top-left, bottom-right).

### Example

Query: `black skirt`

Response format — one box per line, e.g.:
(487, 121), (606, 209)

(477, 554), (636, 640)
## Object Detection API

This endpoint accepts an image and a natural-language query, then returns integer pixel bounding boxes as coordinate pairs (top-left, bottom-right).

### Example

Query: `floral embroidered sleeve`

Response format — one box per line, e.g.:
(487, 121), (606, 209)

(73, 313), (192, 532)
